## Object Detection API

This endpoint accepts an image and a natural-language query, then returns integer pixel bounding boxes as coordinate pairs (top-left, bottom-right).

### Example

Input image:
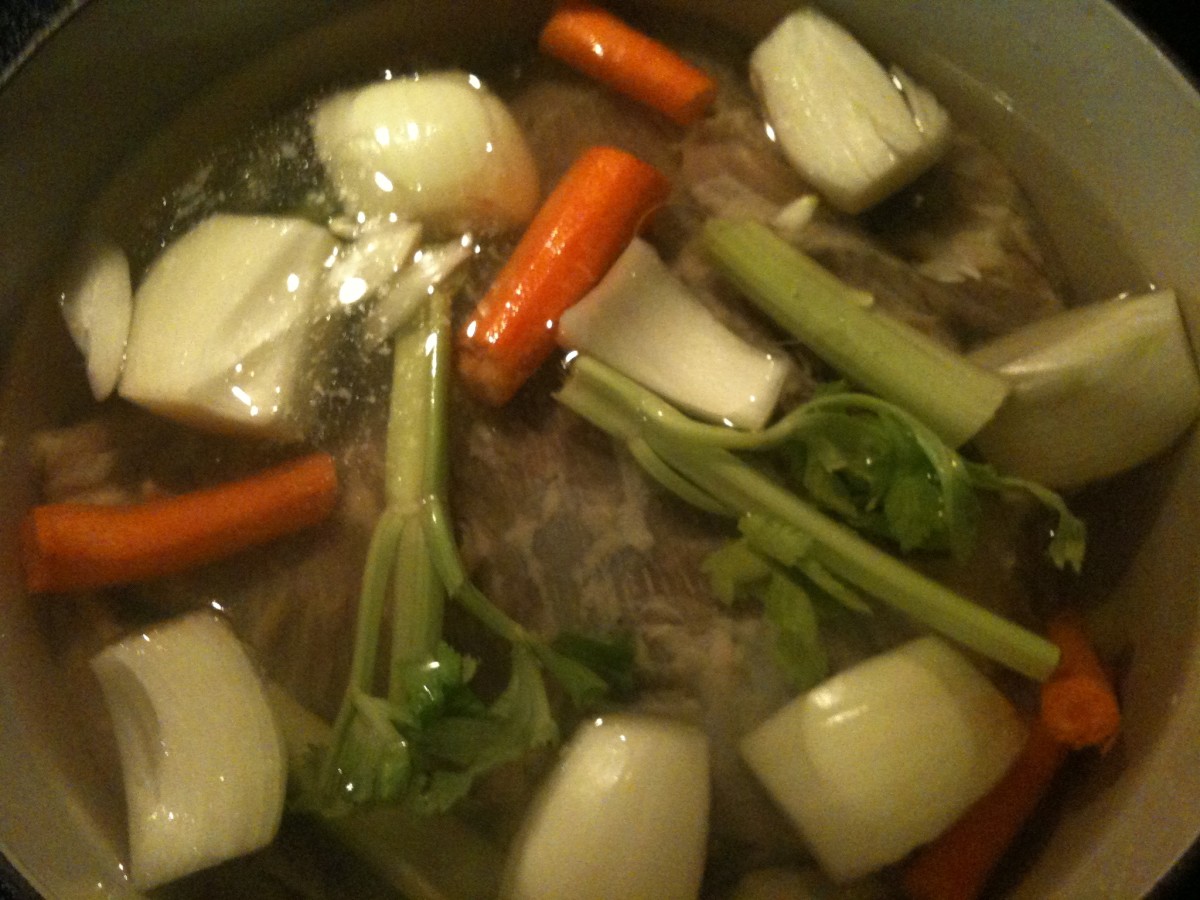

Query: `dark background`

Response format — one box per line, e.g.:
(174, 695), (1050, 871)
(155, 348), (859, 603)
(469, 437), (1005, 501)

(1, 1), (1198, 898)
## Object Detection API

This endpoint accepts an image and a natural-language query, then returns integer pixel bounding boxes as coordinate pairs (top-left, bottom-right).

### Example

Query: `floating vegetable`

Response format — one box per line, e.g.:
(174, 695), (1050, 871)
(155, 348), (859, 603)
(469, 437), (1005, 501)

(740, 637), (1026, 883)
(457, 145), (670, 405)
(118, 214), (338, 437)
(969, 288), (1200, 489)
(90, 612), (286, 889)
(311, 71), (539, 233)
(502, 714), (710, 900)
(704, 218), (1009, 447)
(57, 235), (132, 401)
(750, 6), (952, 214)
(557, 237), (790, 429)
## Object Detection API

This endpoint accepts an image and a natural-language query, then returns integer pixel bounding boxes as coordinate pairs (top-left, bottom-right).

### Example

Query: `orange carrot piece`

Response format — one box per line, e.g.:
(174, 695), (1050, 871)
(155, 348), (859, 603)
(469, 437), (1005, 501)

(1040, 610), (1122, 751)
(21, 451), (339, 593)
(539, 2), (717, 126)
(902, 719), (1070, 900)
(456, 145), (670, 405)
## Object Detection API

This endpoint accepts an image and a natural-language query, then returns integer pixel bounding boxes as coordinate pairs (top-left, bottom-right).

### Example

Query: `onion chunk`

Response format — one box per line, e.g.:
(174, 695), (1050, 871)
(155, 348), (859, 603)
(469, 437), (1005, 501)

(740, 637), (1025, 882)
(750, 8), (951, 214)
(90, 612), (286, 890)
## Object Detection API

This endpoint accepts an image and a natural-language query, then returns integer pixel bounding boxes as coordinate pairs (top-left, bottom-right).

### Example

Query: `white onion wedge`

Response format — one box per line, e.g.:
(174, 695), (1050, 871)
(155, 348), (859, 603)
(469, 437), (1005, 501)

(58, 236), (132, 400)
(750, 8), (951, 214)
(969, 288), (1200, 488)
(557, 238), (791, 430)
(90, 612), (286, 890)
(118, 214), (338, 437)
(740, 637), (1025, 883)
(501, 714), (709, 900)
(363, 236), (476, 348)
(311, 71), (539, 234)
(326, 219), (422, 308)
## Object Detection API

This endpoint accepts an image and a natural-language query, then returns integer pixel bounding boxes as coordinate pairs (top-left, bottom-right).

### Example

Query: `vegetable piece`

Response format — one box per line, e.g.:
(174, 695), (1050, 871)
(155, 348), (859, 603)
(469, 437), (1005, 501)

(557, 237), (791, 429)
(363, 236), (476, 348)
(750, 7), (951, 214)
(1039, 610), (1121, 751)
(704, 218), (1009, 447)
(558, 355), (1063, 680)
(58, 235), (132, 400)
(118, 214), (339, 437)
(901, 720), (1070, 900)
(502, 714), (710, 900)
(457, 146), (671, 405)
(90, 612), (286, 889)
(740, 637), (1026, 883)
(969, 288), (1200, 489)
(326, 219), (422, 308)
(21, 451), (338, 593)
(538, 1), (717, 126)
(308, 291), (628, 816)
(311, 71), (539, 233)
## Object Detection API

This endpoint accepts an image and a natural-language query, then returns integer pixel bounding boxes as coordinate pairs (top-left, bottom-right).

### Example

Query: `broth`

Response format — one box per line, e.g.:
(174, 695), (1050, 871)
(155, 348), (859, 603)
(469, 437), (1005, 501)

(1, 3), (1164, 898)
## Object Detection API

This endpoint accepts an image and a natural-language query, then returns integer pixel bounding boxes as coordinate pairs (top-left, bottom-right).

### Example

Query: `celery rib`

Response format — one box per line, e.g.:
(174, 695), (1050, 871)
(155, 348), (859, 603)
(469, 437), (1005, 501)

(703, 218), (1009, 447)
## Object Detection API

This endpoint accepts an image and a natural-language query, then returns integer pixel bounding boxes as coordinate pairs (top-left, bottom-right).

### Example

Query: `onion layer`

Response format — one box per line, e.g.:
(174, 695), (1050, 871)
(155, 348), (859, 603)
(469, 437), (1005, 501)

(90, 612), (286, 890)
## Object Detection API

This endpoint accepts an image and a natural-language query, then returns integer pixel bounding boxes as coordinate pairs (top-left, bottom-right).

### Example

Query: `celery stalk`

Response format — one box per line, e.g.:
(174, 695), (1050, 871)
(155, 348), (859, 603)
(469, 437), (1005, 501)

(557, 356), (1060, 681)
(703, 218), (1009, 447)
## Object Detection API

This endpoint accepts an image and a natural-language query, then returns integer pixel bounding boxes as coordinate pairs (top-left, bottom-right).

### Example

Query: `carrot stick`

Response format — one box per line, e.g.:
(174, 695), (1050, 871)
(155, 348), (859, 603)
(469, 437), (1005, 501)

(1039, 610), (1122, 751)
(539, 2), (717, 126)
(902, 719), (1070, 900)
(21, 451), (339, 593)
(456, 145), (670, 405)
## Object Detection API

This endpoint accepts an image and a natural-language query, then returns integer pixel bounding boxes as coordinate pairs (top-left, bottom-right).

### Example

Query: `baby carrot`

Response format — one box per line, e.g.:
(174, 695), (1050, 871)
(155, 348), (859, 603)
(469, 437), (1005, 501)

(21, 451), (339, 593)
(456, 145), (670, 405)
(539, 2), (717, 126)
(1039, 610), (1122, 751)
(902, 719), (1070, 900)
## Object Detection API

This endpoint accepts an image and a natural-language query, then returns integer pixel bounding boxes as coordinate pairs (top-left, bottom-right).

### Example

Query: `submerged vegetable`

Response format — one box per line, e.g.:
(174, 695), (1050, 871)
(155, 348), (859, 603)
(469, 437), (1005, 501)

(90, 612), (286, 889)
(311, 71), (540, 233)
(57, 235), (132, 401)
(501, 714), (710, 900)
(704, 219), (1009, 447)
(969, 288), (1200, 488)
(538, 1), (717, 126)
(21, 451), (339, 593)
(740, 637), (1026, 883)
(750, 6), (952, 214)
(118, 214), (339, 437)
(557, 237), (791, 429)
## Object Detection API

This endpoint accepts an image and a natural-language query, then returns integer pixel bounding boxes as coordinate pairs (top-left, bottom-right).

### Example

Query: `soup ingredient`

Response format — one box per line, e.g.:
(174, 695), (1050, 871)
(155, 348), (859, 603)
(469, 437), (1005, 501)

(57, 235), (132, 401)
(557, 237), (791, 429)
(558, 355), (1062, 680)
(538, 1), (717, 127)
(501, 714), (709, 900)
(118, 214), (339, 437)
(901, 719), (1070, 900)
(310, 71), (539, 233)
(20, 451), (338, 593)
(363, 236), (476, 347)
(704, 218), (1009, 447)
(89, 611), (286, 889)
(1039, 610), (1121, 751)
(969, 288), (1200, 489)
(750, 6), (951, 214)
(326, 219), (422, 308)
(457, 145), (670, 405)
(311, 291), (625, 815)
(740, 636), (1026, 883)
